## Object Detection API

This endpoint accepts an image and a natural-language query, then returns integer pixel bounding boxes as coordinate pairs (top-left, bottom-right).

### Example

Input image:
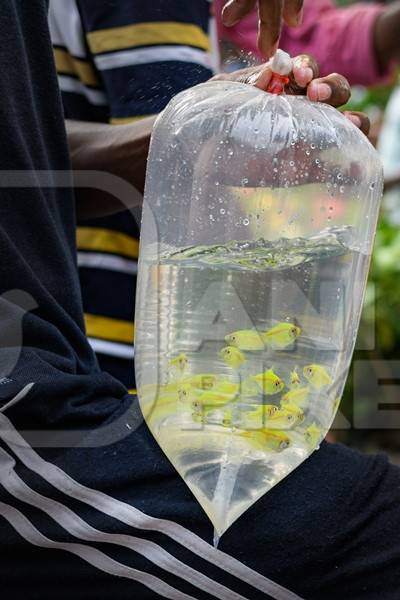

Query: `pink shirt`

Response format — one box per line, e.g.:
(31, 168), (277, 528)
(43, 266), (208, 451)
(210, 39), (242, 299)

(215, 0), (389, 86)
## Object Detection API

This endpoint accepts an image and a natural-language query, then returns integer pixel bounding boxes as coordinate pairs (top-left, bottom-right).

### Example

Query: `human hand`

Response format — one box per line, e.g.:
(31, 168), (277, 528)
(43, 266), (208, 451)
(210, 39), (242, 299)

(221, 0), (304, 58)
(212, 54), (370, 136)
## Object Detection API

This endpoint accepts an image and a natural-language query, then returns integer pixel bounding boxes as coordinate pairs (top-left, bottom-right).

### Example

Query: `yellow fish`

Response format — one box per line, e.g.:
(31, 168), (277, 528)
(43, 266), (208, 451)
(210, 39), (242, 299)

(240, 404), (278, 428)
(198, 388), (238, 407)
(219, 346), (246, 369)
(243, 407), (296, 430)
(303, 364), (332, 389)
(224, 329), (264, 351)
(241, 428), (291, 452)
(182, 374), (217, 391)
(213, 380), (240, 395)
(290, 368), (301, 388)
(281, 401), (305, 424)
(146, 392), (181, 425)
(267, 408), (298, 429)
(262, 322), (301, 348)
(179, 382), (237, 409)
(305, 422), (322, 448)
(281, 386), (309, 408)
(251, 369), (285, 395)
(191, 400), (235, 426)
(177, 383), (195, 404)
(169, 353), (188, 373)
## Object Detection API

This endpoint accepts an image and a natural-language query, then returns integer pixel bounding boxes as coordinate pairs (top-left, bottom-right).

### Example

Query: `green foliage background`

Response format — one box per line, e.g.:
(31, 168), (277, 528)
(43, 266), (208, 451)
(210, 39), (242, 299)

(338, 80), (400, 454)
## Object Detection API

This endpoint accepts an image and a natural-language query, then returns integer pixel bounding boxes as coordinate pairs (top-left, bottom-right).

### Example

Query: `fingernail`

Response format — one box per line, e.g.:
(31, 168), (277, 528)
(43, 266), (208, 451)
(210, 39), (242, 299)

(298, 66), (313, 84)
(315, 83), (331, 101)
(222, 1), (240, 26)
(347, 114), (362, 128)
(268, 39), (279, 59)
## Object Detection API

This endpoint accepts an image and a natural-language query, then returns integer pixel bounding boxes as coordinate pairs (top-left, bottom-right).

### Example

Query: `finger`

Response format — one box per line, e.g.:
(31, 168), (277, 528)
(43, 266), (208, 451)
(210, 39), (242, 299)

(215, 63), (273, 90)
(291, 54), (319, 90)
(283, 0), (304, 27)
(307, 73), (351, 107)
(250, 64), (273, 90)
(222, 0), (257, 26)
(343, 111), (370, 136)
(258, 0), (284, 58)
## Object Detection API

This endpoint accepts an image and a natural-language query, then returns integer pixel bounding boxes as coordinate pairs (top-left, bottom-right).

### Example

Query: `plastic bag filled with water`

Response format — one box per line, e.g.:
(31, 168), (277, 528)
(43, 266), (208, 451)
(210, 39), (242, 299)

(135, 81), (383, 542)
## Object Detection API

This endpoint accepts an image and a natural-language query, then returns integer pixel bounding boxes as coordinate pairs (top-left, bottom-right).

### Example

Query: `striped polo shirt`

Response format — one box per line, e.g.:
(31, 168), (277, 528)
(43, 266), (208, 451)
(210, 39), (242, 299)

(49, 0), (214, 391)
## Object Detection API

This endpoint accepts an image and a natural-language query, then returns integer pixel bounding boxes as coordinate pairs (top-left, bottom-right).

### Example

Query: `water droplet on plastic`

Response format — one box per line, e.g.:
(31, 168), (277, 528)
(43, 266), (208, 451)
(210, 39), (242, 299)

(220, 208), (225, 215)
(241, 177), (249, 185)
(243, 218), (249, 226)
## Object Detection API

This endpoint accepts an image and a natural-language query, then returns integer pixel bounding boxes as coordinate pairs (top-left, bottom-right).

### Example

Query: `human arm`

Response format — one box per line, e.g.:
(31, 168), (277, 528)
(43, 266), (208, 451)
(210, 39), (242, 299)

(221, 0), (304, 57)
(217, 0), (399, 87)
(374, 1), (400, 70)
(68, 56), (369, 220)
(66, 116), (156, 221)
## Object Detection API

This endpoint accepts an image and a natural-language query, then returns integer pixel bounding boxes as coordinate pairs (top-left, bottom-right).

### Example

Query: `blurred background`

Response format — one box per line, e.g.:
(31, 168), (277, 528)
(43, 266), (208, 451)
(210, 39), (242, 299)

(217, 0), (400, 461)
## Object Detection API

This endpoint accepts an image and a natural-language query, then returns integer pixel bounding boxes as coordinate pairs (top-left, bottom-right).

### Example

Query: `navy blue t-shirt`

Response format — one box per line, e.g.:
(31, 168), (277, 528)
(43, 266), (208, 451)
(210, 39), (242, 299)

(0, 2), (399, 599)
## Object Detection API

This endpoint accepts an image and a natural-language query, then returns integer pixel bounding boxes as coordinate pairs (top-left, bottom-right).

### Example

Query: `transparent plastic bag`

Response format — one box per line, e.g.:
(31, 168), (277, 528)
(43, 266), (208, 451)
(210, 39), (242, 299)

(135, 81), (383, 543)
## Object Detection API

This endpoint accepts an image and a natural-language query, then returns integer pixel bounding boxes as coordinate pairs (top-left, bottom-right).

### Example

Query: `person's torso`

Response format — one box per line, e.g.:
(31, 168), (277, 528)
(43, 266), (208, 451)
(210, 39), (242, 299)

(48, 0), (214, 390)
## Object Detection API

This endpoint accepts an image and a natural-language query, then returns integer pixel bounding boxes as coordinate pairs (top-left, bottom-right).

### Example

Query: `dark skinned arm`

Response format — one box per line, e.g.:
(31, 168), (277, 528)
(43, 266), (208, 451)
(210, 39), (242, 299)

(67, 56), (369, 221)
(374, 1), (400, 69)
(66, 116), (156, 221)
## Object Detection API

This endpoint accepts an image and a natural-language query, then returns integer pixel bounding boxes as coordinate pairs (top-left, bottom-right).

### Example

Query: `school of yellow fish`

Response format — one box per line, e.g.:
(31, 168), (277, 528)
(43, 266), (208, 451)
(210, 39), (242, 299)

(143, 321), (335, 454)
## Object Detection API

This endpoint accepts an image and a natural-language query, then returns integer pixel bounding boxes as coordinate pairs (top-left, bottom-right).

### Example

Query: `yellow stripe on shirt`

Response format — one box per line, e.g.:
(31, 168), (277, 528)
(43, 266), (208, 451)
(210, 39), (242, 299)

(87, 22), (210, 55)
(77, 228), (139, 260)
(85, 313), (135, 344)
(54, 48), (100, 87)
